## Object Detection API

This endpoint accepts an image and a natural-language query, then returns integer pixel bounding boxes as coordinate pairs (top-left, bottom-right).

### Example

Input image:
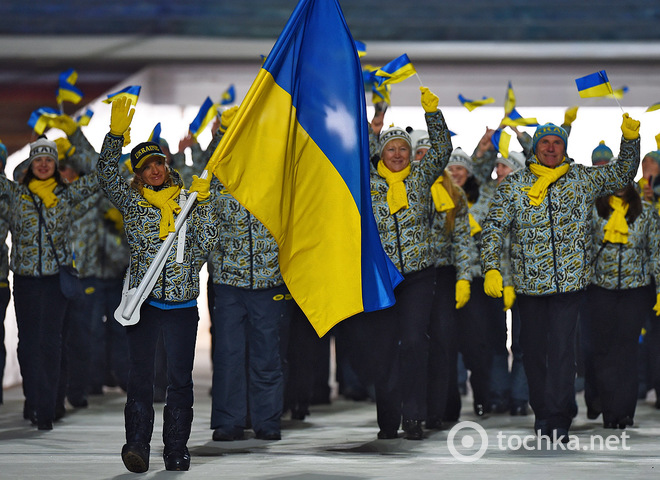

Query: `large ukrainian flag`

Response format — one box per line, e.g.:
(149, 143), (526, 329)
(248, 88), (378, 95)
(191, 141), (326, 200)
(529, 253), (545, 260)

(207, 0), (402, 336)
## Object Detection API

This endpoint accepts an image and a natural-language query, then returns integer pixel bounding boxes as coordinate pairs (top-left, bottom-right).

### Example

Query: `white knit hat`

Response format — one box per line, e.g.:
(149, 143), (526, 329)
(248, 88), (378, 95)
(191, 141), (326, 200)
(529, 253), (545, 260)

(28, 137), (58, 165)
(446, 147), (473, 175)
(379, 127), (412, 157)
(496, 151), (526, 172)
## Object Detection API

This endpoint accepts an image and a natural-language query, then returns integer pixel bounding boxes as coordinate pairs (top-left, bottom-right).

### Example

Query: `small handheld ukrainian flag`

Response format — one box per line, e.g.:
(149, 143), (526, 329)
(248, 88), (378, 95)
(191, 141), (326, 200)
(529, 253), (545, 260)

(374, 54), (416, 86)
(75, 108), (94, 126)
(504, 81), (516, 116)
(219, 84), (236, 106)
(355, 40), (366, 58)
(148, 123), (162, 144)
(491, 129), (511, 158)
(501, 107), (539, 128)
(56, 68), (83, 105)
(575, 70), (613, 98)
(27, 107), (60, 135)
(646, 101), (660, 113)
(606, 86), (628, 100)
(458, 94), (495, 112)
(189, 97), (218, 138)
(103, 86), (141, 105)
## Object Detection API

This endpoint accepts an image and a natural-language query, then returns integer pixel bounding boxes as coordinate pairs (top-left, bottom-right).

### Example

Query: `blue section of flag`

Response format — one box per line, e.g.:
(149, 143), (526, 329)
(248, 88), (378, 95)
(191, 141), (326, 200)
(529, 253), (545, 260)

(220, 85), (236, 105)
(260, 0), (402, 313)
(189, 97), (215, 136)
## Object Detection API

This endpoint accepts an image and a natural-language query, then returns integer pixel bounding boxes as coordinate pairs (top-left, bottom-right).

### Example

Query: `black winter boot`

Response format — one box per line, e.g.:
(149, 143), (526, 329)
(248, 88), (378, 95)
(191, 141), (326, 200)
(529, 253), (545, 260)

(162, 405), (193, 471)
(121, 400), (154, 473)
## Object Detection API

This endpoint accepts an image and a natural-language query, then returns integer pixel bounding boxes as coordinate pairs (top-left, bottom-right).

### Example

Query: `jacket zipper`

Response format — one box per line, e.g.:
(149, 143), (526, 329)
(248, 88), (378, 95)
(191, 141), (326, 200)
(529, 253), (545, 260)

(393, 213), (405, 274)
(617, 243), (623, 290)
(547, 186), (560, 293)
(248, 211), (254, 289)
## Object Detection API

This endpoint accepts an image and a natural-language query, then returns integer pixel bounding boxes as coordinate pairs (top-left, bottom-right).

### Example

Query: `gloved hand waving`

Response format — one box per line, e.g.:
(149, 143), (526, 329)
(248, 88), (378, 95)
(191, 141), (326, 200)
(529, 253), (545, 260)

(110, 96), (135, 138)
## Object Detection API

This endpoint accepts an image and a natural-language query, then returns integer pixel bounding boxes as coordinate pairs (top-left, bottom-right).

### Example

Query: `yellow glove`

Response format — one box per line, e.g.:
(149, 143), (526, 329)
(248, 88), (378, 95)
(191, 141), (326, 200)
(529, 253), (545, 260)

(48, 114), (78, 136)
(219, 105), (239, 133)
(104, 207), (124, 232)
(420, 86), (439, 113)
(54, 137), (75, 161)
(123, 127), (131, 147)
(109, 96), (135, 137)
(484, 269), (503, 298)
(564, 106), (579, 126)
(621, 113), (640, 141)
(189, 174), (211, 202)
(654, 293), (660, 317)
(503, 285), (516, 311)
(455, 279), (471, 309)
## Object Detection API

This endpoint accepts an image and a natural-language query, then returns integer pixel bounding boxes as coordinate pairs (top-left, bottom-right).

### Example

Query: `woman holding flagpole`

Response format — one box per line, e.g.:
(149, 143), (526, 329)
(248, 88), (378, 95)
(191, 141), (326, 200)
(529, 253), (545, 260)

(97, 97), (218, 473)
(351, 86), (452, 440)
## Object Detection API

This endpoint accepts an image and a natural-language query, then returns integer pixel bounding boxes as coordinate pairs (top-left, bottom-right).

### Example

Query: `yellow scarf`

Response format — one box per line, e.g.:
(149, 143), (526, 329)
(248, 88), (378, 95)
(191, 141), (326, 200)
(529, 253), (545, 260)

(28, 178), (58, 208)
(603, 196), (629, 244)
(528, 159), (570, 206)
(377, 160), (411, 214)
(142, 185), (182, 240)
(431, 176), (455, 212)
(467, 201), (482, 236)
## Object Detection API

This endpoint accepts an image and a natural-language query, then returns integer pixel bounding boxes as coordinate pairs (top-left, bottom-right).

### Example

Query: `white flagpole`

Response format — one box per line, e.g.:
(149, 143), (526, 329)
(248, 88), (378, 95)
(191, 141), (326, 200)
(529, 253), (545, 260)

(120, 169), (209, 322)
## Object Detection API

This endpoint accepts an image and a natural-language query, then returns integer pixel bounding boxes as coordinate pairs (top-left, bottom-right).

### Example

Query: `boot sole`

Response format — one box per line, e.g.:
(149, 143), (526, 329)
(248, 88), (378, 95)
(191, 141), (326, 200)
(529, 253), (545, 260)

(122, 451), (149, 473)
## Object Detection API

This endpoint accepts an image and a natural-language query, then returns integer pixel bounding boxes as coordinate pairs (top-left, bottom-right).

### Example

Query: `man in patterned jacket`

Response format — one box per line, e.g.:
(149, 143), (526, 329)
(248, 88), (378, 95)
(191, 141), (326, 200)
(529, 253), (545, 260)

(480, 114), (641, 443)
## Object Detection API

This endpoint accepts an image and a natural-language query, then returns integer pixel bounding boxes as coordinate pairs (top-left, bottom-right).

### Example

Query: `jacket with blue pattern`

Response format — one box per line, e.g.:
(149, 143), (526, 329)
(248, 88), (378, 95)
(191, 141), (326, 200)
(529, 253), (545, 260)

(430, 187), (472, 281)
(208, 179), (283, 289)
(481, 135), (640, 296)
(370, 111), (452, 275)
(97, 133), (219, 302)
(0, 172), (98, 277)
(591, 200), (660, 293)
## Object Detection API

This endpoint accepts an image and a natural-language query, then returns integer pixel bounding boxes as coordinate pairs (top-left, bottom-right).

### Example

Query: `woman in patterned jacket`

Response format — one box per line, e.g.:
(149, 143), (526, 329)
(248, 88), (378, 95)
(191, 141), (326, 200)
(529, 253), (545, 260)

(97, 97), (218, 473)
(584, 182), (660, 429)
(349, 86), (452, 441)
(0, 136), (98, 430)
(425, 169), (473, 430)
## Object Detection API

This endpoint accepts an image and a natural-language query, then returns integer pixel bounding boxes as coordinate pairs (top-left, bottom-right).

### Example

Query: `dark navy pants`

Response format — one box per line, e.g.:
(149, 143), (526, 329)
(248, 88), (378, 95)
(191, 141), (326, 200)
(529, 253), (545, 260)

(126, 303), (199, 409)
(346, 267), (435, 434)
(518, 291), (584, 431)
(13, 274), (68, 423)
(210, 283), (289, 435)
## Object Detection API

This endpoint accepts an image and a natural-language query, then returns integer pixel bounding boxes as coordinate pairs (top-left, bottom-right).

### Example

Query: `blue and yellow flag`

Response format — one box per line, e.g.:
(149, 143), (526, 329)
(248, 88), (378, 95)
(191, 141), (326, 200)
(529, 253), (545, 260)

(491, 129), (511, 158)
(372, 82), (391, 105)
(504, 81), (516, 116)
(103, 85), (141, 104)
(606, 85), (628, 100)
(355, 40), (366, 58)
(220, 84), (236, 106)
(575, 70), (613, 98)
(189, 97), (218, 139)
(646, 102), (660, 113)
(75, 108), (94, 126)
(56, 68), (83, 105)
(148, 123), (162, 144)
(207, 0), (402, 336)
(458, 94), (495, 111)
(374, 54), (416, 86)
(27, 107), (60, 135)
(501, 107), (539, 128)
